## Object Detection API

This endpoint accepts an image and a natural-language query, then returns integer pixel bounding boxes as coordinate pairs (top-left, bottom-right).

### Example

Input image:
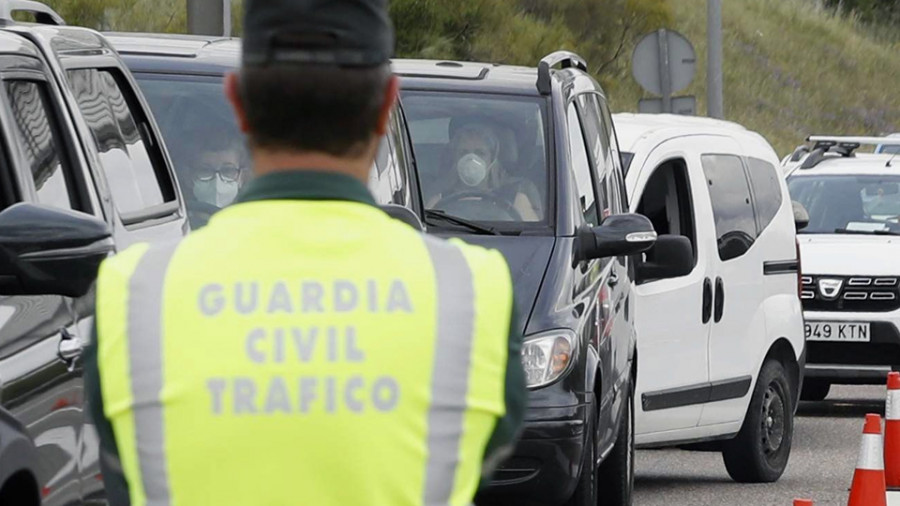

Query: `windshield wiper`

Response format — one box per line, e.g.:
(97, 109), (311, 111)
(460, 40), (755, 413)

(834, 228), (900, 236)
(424, 210), (500, 235)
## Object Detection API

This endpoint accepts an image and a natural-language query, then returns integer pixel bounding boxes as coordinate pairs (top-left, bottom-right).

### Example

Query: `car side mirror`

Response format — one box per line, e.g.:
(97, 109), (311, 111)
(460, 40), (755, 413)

(0, 203), (114, 297)
(381, 204), (424, 232)
(576, 213), (657, 262)
(792, 200), (809, 231)
(636, 235), (694, 284)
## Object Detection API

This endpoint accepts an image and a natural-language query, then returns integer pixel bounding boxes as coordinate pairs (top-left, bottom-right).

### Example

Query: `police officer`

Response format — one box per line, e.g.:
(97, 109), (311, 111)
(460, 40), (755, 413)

(84, 0), (525, 505)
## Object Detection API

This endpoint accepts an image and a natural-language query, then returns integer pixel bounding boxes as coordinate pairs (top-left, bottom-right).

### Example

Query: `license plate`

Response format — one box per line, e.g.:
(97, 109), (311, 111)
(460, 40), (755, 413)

(805, 321), (871, 342)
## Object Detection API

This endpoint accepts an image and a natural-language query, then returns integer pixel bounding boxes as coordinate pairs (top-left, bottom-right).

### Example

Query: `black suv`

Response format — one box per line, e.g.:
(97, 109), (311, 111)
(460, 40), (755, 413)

(0, 5), (188, 506)
(105, 32), (424, 230)
(396, 53), (656, 506)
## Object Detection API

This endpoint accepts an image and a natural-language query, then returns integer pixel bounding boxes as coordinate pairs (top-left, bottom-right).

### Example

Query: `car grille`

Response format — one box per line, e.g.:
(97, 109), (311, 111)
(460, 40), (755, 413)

(801, 275), (900, 312)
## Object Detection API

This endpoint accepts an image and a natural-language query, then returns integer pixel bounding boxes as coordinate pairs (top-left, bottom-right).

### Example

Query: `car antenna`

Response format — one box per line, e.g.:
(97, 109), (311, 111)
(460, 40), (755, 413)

(888, 151), (898, 168)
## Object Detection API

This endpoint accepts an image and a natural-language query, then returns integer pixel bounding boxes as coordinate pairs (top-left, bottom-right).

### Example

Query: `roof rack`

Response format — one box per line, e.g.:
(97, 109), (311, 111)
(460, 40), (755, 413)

(0, 0), (65, 25)
(537, 51), (587, 95)
(797, 135), (900, 169)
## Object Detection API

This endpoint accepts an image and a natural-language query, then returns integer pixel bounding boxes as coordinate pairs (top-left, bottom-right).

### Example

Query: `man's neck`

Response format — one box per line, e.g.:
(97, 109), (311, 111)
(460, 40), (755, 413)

(252, 150), (371, 182)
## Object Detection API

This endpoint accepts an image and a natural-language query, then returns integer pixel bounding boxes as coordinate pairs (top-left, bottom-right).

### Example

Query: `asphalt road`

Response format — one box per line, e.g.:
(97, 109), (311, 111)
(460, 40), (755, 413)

(634, 385), (888, 506)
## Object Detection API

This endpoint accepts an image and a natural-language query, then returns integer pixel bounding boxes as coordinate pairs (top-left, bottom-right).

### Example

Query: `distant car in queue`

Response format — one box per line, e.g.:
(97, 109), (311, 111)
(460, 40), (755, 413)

(106, 32), (424, 230)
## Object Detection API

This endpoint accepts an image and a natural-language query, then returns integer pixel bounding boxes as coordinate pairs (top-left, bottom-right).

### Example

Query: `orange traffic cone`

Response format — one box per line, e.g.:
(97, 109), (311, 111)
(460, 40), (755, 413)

(848, 413), (887, 506)
(886, 372), (900, 489)
(794, 499), (813, 506)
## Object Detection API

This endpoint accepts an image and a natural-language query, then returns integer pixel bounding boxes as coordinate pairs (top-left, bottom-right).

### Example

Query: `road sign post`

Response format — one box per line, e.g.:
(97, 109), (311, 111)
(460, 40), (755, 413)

(187, 0), (226, 36)
(707, 0), (724, 118)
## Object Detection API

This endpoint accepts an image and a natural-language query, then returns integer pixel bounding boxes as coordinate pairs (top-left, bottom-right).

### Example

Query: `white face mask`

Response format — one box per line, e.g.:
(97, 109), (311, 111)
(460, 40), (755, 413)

(456, 153), (494, 187)
(193, 176), (240, 208)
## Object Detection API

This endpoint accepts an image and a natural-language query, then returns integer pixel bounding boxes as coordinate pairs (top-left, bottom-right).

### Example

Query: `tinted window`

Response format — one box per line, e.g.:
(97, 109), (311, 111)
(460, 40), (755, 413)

(68, 68), (170, 216)
(567, 102), (598, 226)
(701, 154), (757, 261)
(746, 157), (783, 232)
(402, 91), (549, 229)
(5, 80), (73, 210)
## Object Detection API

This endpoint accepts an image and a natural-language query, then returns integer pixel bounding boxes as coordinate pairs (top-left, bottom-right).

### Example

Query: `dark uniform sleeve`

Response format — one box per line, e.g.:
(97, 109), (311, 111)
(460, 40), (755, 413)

(479, 299), (526, 486)
(84, 321), (132, 506)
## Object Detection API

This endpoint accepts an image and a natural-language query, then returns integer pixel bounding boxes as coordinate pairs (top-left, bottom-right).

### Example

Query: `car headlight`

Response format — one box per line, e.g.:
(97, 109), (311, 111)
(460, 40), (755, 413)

(522, 330), (577, 389)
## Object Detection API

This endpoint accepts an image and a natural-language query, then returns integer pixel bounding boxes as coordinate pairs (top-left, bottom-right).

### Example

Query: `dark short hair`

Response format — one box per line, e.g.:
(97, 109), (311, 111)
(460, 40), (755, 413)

(239, 63), (392, 157)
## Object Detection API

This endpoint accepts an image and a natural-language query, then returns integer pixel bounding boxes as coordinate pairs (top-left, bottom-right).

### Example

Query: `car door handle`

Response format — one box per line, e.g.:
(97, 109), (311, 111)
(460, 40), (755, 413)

(702, 278), (713, 324)
(714, 277), (725, 323)
(607, 271), (619, 287)
(58, 330), (82, 367)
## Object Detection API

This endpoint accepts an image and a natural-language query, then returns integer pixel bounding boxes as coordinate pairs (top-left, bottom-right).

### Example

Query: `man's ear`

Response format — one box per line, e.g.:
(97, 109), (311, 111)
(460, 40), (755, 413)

(374, 75), (399, 136)
(225, 72), (250, 133)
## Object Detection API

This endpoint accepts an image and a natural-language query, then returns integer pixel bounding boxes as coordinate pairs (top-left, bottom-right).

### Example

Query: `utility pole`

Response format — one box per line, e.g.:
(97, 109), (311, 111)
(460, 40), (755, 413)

(187, 0), (226, 36)
(707, 0), (724, 119)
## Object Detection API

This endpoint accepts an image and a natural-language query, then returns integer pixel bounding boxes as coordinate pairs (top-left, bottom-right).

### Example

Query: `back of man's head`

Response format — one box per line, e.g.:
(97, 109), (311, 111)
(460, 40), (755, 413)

(230, 0), (396, 161)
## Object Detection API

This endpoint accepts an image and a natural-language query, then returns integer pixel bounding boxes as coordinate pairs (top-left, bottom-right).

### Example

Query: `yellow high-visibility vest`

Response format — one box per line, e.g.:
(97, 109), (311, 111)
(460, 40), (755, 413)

(95, 199), (514, 506)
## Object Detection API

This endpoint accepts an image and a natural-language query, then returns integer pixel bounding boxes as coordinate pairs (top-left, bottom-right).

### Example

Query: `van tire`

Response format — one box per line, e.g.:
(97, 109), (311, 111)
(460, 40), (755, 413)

(800, 379), (830, 401)
(722, 360), (793, 483)
(597, 379), (634, 506)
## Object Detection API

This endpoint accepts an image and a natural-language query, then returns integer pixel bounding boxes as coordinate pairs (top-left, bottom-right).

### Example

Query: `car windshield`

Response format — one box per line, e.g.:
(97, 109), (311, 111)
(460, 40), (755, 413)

(401, 91), (551, 232)
(787, 174), (900, 235)
(134, 74), (251, 229)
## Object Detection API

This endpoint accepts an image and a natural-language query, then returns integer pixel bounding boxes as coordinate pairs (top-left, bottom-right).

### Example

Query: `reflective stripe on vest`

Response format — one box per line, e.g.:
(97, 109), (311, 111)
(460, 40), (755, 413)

(422, 235), (475, 506)
(127, 241), (180, 506)
(116, 233), (490, 505)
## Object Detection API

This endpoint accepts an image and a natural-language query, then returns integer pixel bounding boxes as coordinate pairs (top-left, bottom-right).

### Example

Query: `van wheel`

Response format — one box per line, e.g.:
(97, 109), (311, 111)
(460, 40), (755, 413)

(800, 379), (830, 401)
(597, 380), (634, 506)
(566, 404), (598, 506)
(722, 360), (793, 483)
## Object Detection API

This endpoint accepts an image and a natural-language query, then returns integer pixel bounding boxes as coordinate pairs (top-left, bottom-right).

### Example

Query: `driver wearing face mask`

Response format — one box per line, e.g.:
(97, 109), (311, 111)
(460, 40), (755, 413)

(428, 118), (542, 221)
(185, 143), (248, 229)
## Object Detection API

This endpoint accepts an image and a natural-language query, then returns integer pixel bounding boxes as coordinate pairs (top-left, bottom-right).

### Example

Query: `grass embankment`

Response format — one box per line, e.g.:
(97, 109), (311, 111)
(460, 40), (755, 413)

(610, 0), (900, 157)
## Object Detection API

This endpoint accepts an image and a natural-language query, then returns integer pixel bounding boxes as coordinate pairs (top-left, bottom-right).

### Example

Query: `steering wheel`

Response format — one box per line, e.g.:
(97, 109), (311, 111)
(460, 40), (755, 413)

(435, 189), (523, 221)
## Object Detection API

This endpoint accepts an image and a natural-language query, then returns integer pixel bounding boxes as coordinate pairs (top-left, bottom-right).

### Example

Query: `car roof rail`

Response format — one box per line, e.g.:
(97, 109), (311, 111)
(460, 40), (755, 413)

(797, 135), (900, 169)
(0, 0), (65, 25)
(787, 145), (809, 163)
(537, 51), (588, 95)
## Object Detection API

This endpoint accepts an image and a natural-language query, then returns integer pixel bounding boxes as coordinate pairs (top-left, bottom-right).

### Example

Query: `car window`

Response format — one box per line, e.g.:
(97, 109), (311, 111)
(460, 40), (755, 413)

(567, 102), (599, 226)
(578, 95), (612, 220)
(745, 157), (783, 233)
(402, 91), (550, 230)
(134, 74), (250, 229)
(701, 154), (757, 261)
(67, 68), (174, 218)
(637, 158), (697, 270)
(5, 80), (75, 211)
(788, 174), (900, 235)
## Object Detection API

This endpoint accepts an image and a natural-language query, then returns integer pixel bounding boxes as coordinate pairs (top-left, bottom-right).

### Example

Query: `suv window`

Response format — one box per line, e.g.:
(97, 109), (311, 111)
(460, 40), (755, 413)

(567, 102), (599, 226)
(67, 68), (173, 216)
(402, 91), (549, 230)
(746, 157), (783, 233)
(5, 80), (75, 211)
(578, 95), (613, 220)
(788, 174), (900, 235)
(701, 154), (757, 261)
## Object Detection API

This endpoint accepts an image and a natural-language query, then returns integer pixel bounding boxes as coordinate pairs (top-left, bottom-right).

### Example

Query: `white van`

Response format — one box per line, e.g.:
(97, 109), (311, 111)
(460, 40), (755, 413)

(613, 113), (805, 483)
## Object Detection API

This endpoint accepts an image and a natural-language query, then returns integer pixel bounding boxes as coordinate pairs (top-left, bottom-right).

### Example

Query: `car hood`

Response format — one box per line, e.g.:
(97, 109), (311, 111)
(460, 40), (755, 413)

(798, 234), (900, 275)
(434, 234), (555, 334)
